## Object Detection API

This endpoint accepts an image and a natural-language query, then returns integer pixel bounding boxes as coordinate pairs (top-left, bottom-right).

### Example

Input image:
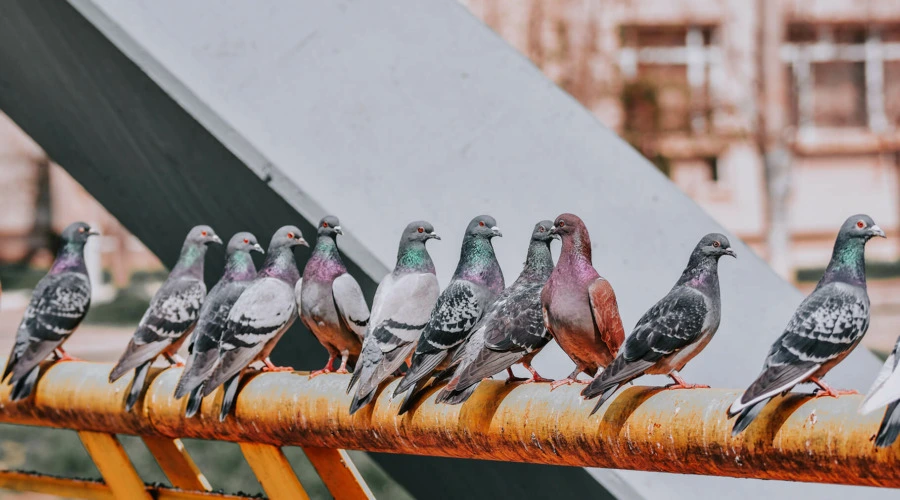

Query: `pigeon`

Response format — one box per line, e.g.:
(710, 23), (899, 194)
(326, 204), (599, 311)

(729, 214), (885, 436)
(347, 221), (441, 415)
(435, 220), (557, 405)
(541, 213), (626, 389)
(860, 335), (900, 447)
(393, 216), (505, 415)
(173, 232), (263, 418)
(298, 216), (370, 378)
(3, 222), (98, 401)
(108, 225), (221, 411)
(200, 226), (308, 421)
(581, 233), (736, 414)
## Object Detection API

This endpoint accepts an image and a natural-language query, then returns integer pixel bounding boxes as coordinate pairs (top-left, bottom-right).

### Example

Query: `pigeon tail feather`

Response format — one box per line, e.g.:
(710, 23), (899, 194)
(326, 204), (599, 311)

(395, 351), (446, 396)
(125, 361), (151, 412)
(435, 383), (478, 405)
(9, 366), (39, 402)
(397, 377), (430, 415)
(876, 400), (900, 448)
(219, 374), (241, 422)
(185, 385), (203, 418)
(731, 399), (768, 436)
(589, 386), (621, 416)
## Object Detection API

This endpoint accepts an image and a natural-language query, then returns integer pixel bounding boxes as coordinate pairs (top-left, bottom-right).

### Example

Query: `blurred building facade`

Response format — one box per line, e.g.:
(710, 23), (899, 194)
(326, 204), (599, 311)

(463, 0), (900, 273)
(0, 112), (160, 290)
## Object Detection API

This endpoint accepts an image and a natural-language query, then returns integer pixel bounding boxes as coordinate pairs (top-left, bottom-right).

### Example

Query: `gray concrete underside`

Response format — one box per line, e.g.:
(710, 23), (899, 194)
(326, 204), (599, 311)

(0, 0), (891, 498)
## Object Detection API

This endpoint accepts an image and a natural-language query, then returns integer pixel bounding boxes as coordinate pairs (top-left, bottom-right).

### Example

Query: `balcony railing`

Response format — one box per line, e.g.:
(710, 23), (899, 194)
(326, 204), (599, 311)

(0, 359), (898, 499)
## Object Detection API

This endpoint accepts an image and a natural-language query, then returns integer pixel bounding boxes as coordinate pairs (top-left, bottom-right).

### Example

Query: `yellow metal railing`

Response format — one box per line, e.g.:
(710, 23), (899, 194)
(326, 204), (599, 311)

(0, 359), (899, 498)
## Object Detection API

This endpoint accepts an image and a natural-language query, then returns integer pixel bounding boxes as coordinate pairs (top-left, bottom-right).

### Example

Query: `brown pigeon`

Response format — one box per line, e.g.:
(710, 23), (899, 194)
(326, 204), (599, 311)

(540, 213), (625, 389)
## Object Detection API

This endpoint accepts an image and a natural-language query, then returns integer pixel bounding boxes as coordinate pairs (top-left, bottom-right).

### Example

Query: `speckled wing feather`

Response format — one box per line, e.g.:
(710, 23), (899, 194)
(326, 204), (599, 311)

(582, 287), (707, 399)
(332, 273), (370, 339)
(395, 280), (481, 395)
(731, 281), (869, 413)
(588, 278), (625, 358)
(4, 272), (91, 384)
(109, 278), (206, 381)
(201, 277), (297, 395)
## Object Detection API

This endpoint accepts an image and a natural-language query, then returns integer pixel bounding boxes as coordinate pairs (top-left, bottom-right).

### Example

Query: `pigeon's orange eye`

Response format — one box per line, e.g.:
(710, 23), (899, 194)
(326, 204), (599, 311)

(322, 222), (329, 228)
(417, 227), (424, 233)
(539, 227), (545, 232)
(201, 231), (208, 237)
(243, 238), (249, 244)
(713, 241), (720, 248)
(78, 227), (85, 233)
(857, 220), (866, 229)
(287, 232), (295, 239)
(558, 221), (566, 228)
(479, 221), (485, 227)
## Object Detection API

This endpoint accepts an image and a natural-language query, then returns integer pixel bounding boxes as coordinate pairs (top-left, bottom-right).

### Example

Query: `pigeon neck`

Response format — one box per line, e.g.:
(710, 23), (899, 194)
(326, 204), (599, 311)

(821, 237), (867, 287)
(455, 235), (504, 291)
(395, 241), (436, 275)
(559, 229), (592, 268)
(260, 246), (300, 286)
(222, 250), (257, 282)
(305, 235), (347, 281)
(677, 253), (720, 292)
(522, 239), (554, 280)
(171, 243), (207, 279)
(50, 242), (87, 274)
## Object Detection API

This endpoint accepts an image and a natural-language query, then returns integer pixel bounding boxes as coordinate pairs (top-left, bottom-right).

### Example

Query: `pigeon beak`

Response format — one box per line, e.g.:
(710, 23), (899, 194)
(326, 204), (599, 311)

(724, 248), (737, 258)
(491, 226), (502, 237)
(549, 225), (558, 235)
(334, 226), (343, 235)
(251, 243), (264, 253)
(870, 225), (886, 238)
(297, 237), (309, 247)
(211, 234), (223, 245)
(429, 232), (441, 241)
(86, 230), (100, 236)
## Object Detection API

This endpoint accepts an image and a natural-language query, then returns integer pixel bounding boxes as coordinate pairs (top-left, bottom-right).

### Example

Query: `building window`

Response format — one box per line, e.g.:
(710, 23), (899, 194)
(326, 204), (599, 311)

(618, 25), (719, 135)
(784, 24), (900, 132)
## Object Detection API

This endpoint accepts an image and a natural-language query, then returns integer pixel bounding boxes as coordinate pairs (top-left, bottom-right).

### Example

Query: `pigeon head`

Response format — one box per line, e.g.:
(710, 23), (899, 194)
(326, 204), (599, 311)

(465, 215), (502, 240)
(839, 214), (886, 242)
(402, 221), (440, 244)
(185, 225), (223, 246)
(532, 220), (556, 243)
(317, 215), (343, 238)
(549, 213), (585, 239)
(269, 225), (309, 251)
(227, 232), (264, 255)
(695, 233), (736, 259)
(61, 222), (99, 245)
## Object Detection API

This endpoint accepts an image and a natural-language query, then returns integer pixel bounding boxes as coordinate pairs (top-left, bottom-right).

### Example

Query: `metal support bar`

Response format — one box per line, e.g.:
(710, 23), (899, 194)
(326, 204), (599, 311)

(303, 447), (374, 500)
(142, 436), (212, 491)
(0, 470), (246, 499)
(2, 361), (898, 488)
(239, 443), (310, 500)
(78, 431), (153, 500)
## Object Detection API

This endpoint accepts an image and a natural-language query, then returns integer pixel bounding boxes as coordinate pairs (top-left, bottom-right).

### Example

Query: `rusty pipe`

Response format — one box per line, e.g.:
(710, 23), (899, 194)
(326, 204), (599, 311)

(0, 361), (897, 488)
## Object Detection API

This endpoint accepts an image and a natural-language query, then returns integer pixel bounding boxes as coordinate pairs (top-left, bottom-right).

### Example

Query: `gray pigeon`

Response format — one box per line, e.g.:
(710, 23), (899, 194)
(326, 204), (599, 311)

(729, 214), (885, 435)
(109, 225), (222, 411)
(173, 232), (263, 418)
(3, 222), (98, 401)
(394, 216), (505, 415)
(201, 225), (308, 421)
(347, 221), (441, 415)
(435, 220), (557, 405)
(860, 334), (900, 447)
(581, 233), (736, 415)
(298, 216), (370, 377)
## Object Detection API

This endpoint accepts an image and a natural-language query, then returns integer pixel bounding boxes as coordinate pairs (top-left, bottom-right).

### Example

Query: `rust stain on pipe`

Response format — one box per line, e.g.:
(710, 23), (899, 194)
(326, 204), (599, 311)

(0, 361), (898, 487)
